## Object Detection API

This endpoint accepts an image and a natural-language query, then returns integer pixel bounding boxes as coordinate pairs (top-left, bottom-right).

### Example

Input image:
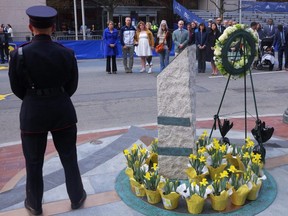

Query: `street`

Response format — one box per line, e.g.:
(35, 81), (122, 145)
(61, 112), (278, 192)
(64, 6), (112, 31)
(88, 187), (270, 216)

(0, 56), (287, 144)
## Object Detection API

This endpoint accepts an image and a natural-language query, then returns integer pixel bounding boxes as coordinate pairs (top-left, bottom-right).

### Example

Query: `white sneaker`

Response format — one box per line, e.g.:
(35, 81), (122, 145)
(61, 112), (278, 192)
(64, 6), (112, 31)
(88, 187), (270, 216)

(146, 62), (149, 66)
(140, 68), (146, 73)
(148, 68), (152, 73)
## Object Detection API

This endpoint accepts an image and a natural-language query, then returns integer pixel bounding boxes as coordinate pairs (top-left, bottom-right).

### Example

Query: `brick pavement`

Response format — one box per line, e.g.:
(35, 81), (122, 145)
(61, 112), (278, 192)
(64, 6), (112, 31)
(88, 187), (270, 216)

(1, 116), (287, 193)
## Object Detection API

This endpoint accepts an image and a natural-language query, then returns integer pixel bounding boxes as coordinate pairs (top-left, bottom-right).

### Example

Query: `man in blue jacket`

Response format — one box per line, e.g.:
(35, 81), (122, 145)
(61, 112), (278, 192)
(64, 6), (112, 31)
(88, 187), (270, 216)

(120, 17), (136, 73)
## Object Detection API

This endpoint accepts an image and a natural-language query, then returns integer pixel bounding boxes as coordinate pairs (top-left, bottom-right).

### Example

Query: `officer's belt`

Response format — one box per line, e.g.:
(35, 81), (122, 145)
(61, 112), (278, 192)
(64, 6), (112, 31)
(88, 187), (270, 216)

(26, 87), (65, 96)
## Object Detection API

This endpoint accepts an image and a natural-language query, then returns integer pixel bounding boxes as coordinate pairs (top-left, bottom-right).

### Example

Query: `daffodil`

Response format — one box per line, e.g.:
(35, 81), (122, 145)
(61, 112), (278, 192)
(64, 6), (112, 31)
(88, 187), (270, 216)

(199, 155), (206, 163)
(213, 138), (220, 150)
(243, 152), (250, 159)
(152, 163), (158, 171)
(144, 172), (151, 180)
(200, 178), (208, 187)
(228, 165), (237, 173)
(123, 149), (129, 156)
(220, 170), (229, 179)
(140, 148), (147, 155)
(253, 153), (262, 161)
(245, 137), (254, 148)
(219, 145), (227, 153)
(189, 154), (197, 160)
(198, 146), (207, 154)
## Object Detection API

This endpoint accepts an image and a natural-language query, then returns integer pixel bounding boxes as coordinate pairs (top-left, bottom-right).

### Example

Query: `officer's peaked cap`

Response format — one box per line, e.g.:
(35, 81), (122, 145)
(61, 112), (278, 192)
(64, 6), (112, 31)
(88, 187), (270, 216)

(26, 5), (57, 29)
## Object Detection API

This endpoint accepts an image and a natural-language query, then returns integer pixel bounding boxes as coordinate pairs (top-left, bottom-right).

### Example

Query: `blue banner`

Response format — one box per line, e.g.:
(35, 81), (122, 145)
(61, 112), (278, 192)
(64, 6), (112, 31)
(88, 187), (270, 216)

(13, 40), (175, 60)
(173, 0), (205, 24)
(242, 1), (288, 12)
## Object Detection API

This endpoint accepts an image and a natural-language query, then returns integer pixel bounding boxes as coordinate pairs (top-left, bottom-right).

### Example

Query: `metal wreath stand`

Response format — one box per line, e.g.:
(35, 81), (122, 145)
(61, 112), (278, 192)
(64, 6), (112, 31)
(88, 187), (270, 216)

(209, 29), (274, 162)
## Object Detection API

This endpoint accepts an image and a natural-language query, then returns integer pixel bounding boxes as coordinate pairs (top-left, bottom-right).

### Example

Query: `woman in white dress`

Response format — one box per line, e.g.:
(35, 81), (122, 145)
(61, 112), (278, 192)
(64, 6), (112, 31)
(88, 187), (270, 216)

(134, 21), (154, 73)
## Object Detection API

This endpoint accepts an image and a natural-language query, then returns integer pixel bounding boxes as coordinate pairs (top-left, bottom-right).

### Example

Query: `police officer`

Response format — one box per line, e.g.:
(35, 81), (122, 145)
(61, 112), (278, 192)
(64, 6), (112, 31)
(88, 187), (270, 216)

(8, 6), (86, 215)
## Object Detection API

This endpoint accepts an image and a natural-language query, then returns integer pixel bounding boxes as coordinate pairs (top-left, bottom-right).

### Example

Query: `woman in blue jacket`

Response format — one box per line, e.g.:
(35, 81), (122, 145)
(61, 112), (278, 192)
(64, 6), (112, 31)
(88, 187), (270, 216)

(103, 21), (118, 74)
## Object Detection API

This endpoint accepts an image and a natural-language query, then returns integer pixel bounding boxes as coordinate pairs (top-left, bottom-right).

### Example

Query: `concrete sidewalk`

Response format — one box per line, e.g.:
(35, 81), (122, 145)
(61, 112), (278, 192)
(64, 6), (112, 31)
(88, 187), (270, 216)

(0, 116), (288, 216)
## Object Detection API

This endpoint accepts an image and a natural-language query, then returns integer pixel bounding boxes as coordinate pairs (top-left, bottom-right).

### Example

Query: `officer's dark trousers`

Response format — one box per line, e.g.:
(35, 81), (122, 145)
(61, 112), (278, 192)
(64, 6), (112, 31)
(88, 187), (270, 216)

(21, 125), (84, 210)
(106, 55), (117, 72)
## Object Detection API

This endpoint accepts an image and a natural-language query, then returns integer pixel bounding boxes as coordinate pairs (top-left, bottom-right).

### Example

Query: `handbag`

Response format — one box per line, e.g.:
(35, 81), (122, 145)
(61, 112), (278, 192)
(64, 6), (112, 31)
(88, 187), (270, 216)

(155, 43), (165, 53)
(155, 33), (167, 53)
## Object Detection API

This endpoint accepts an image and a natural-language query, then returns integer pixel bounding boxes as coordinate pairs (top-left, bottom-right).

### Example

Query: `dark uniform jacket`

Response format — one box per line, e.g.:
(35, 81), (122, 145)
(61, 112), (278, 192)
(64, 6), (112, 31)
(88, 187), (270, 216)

(9, 34), (78, 132)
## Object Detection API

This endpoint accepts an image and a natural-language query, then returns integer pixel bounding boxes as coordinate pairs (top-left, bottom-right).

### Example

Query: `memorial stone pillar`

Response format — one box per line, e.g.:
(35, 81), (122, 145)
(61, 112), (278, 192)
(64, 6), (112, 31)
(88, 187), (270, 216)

(157, 46), (197, 179)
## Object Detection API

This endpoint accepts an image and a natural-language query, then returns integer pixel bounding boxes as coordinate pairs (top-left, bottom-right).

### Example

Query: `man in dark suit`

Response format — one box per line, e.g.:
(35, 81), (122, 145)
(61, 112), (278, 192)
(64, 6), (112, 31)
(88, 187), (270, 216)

(263, 18), (276, 39)
(8, 6), (86, 215)
(273, 24), (288, 71)
(215, 17), (226, 35)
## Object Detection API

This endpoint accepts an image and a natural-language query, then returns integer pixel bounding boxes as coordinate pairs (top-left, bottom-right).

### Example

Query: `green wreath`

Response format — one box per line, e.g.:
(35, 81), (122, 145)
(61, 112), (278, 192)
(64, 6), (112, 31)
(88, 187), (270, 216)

(214, 24), (258, 79)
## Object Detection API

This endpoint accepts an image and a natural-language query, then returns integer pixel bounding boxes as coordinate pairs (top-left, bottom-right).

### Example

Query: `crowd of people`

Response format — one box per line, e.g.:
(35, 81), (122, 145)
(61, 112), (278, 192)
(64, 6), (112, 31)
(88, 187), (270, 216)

(102, 16), (282, 75)
(103, 17), (173, 74)
(0, 24), (13, 64)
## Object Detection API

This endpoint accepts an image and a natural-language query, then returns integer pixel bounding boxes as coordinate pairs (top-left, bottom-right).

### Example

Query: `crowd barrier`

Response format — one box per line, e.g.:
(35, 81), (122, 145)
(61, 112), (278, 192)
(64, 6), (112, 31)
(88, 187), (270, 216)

(12, 40), (175, 60)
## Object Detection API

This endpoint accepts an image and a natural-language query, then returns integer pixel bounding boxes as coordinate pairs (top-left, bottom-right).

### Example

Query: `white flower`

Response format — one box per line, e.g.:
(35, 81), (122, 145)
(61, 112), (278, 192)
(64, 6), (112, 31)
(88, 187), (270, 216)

(214, 47), (222, 56)
(201, 166), (209, 174)
(176, 183), (190, 198)
(226, 145), (234, 154)
(140, 164), (149, 172)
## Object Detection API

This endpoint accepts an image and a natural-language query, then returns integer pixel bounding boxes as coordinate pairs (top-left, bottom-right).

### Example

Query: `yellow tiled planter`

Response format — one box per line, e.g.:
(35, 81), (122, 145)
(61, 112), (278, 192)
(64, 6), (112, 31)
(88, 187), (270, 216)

(160, 192), (180, 210)
(210, 190), (229, 211)
(129, 178), (146, 197)
(247, 181), (262, 201)
(186, 194), (205, 214)
(231, 184), (250, 206)
(144, 188), (161, 204)
(125, 167), (133, 179)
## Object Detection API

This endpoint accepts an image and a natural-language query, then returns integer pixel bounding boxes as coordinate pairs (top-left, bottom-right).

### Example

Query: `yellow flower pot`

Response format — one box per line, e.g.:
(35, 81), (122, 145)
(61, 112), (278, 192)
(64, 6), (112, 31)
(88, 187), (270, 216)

(207, 164), (227, 180)
(210, 190), (229, 211)
(185, 167), (207, 184)
(144, 188), (161, 204)
(247, 181), (262, 201)
(160, 192), (180, 210)
(231, 184), (250, 206)
(186, 194), (205, 214)
(129, 178), (146, 197)
(125, 167), (134, 179)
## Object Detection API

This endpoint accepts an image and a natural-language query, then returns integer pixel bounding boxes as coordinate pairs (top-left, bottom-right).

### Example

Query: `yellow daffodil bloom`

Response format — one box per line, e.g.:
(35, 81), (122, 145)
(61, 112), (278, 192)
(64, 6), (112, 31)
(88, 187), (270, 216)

(189, 154), (197, 160)
(192, 181), (197, 187)
(144, 172), (151, 180)
(152, 163), (158, 171)
(199, 155), (206, 163)
(123, 149), (129, 156)
(252, 158), (261, 165)
(220, 170), (229, 179)
(253, 153), (262, 161)
(245, 137), (254, 148)
(198, 147), (206, 154)
(228, 165), (237, 173)
(132, 144), (138, 150)
(140, 148), (147, 155)
(243, 152), (250, 159)
(213, 138), (220, 150)
(200, 178), (208, 186)
(219, 145), (226, 153)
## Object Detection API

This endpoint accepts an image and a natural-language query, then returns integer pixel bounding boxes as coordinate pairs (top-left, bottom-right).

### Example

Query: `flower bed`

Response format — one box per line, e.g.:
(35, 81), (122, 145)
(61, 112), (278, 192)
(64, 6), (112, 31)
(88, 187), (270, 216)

(121, 131), (268, 214)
